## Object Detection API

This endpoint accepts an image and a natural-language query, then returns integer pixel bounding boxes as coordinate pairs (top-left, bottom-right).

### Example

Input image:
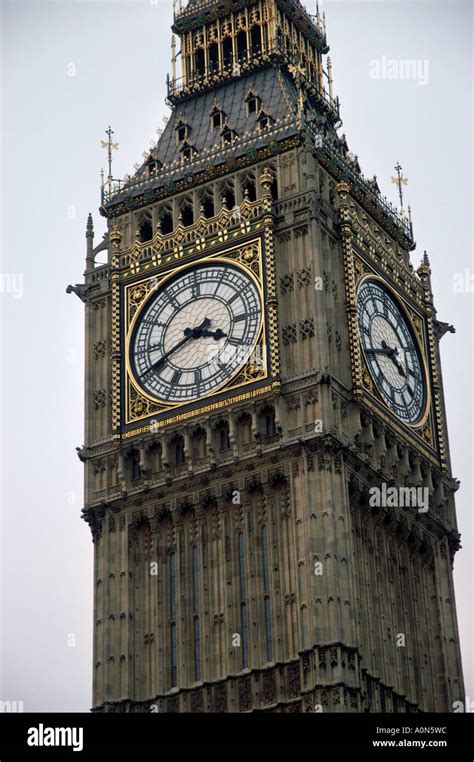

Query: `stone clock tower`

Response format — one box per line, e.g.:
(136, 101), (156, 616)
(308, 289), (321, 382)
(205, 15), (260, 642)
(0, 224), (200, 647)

(70, 0), (464, 713)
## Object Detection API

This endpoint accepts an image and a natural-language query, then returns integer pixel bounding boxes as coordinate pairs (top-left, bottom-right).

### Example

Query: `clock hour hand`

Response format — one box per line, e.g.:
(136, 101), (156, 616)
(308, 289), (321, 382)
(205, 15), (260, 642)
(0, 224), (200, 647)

(143, 317), (211, 376)
(381, 340), (406, 377)
(391, 356), (406, 378)
(200, 328), (227, 340)
(183, 317), (211, 338)
(367, 340), (406, 378)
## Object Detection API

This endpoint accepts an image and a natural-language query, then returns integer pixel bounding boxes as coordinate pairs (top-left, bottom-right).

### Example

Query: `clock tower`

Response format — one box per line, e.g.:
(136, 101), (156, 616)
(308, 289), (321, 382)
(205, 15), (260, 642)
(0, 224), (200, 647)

(72, 0), (464, 712)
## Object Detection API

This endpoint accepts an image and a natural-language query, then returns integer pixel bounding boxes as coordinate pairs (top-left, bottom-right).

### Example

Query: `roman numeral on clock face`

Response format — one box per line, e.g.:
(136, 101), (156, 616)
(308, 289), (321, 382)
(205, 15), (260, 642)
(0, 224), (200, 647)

(191, 273), (200, 297)
(142, 318), (167, 329)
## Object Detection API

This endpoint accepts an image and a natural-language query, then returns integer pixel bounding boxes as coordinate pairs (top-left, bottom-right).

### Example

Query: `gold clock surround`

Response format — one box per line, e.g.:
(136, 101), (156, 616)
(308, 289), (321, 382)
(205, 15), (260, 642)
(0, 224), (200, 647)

(356, 273), (431, 430)
(114, 232), (279, 435)
(336, 181), (440, 463)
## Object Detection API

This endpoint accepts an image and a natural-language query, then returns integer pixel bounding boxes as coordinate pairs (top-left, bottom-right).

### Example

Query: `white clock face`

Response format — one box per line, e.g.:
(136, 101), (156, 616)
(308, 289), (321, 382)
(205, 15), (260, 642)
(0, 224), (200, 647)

(130, 262), (263, 403)
(357, 280), (426, 424)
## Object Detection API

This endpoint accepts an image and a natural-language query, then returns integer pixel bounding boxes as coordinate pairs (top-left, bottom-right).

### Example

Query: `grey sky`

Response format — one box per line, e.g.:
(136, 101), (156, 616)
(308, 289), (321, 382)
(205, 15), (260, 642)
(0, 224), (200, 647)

(1, 0), (472, 711)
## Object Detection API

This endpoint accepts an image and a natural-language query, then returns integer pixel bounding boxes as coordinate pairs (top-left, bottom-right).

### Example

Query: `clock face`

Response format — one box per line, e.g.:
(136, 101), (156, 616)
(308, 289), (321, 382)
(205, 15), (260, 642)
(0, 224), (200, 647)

(357, 279), (426, 424)
(130, 262), (263, 403)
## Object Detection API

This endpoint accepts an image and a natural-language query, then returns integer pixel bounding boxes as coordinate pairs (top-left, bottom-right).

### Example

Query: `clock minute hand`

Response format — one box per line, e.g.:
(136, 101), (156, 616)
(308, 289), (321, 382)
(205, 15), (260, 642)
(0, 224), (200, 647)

(366, 347), (393, 356)
(143, 334), (190, 376)
(144, 317), (211, 376)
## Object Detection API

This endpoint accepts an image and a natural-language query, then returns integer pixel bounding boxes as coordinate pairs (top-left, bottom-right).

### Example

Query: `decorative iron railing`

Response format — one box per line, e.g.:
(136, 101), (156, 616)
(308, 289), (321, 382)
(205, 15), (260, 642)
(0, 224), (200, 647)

(174, 0), (222, 20)
(102, 110), (297, 205)
(167, 40), (339, 123)
(167, 45), (270, 100)
(310, 125), (414, 245)
(174, 0), (327, 47)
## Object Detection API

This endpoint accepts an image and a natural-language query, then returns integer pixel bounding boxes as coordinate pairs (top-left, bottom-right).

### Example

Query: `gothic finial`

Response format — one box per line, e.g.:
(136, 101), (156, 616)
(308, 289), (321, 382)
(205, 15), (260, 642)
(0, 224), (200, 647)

(417, 249), (432, 286)
(171, 35), (177, 81)
(260, 167), (273, 191)
(86, 213), (94, 266)
(327, 56), (333, 101)
(407, 204), (414, 238)
(336, 180), (351, 199)
(110, 227), (123, 252)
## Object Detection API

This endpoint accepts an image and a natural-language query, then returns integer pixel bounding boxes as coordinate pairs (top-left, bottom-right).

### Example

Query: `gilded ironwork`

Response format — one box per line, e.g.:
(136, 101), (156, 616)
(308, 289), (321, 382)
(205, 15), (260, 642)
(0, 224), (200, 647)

(120, 235), (273, 429)
(337, 179), (440, 459)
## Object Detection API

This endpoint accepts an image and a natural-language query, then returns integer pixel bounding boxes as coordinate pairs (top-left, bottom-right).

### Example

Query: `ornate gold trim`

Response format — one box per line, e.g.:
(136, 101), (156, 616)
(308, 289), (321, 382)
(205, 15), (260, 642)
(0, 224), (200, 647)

(337, 182), (363, 397)
(424, 305), (447, 470)
(355, 272), (431, 430)
(262, 190), (280, 379)
(119, 196), (266, 277)
(122, 383), (275, 437)
(122, 236), (271, 427)
(336, 181), (437, 446)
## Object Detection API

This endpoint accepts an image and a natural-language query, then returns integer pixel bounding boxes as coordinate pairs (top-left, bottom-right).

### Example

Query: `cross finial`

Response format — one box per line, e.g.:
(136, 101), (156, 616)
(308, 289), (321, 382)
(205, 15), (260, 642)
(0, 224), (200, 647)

(100, 126), (119, 197)
(391, 162), (408, 209)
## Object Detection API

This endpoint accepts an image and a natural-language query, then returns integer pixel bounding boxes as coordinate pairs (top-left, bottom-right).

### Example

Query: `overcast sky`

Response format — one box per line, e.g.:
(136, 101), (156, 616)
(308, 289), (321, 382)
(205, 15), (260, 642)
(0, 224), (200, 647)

(1, 0), (472, 711)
